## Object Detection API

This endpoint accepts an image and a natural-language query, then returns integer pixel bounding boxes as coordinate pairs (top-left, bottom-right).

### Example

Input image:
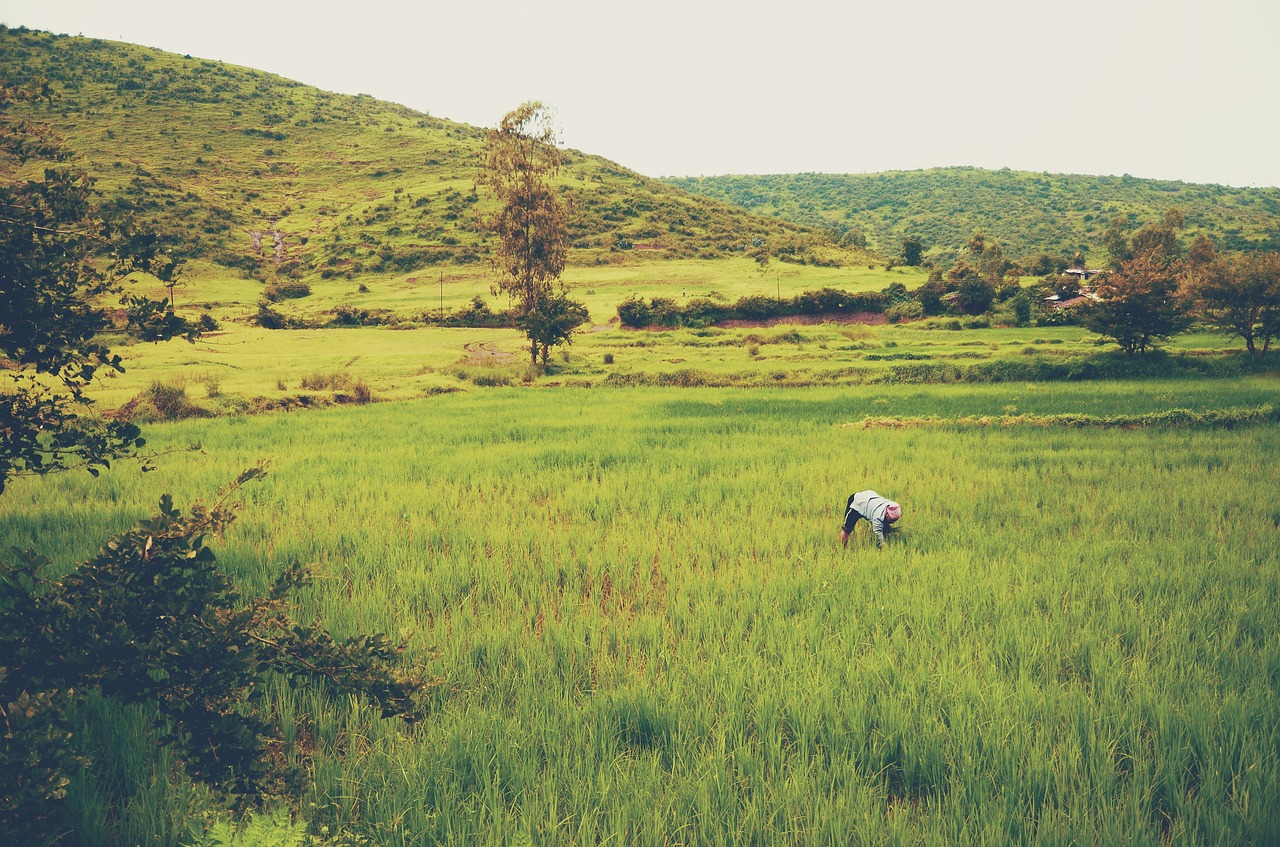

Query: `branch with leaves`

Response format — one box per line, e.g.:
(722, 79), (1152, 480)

(0, 468), (435, 839)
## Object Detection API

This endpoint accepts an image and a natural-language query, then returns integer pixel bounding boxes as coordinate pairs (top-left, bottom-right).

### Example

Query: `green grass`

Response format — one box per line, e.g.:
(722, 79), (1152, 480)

(90, 283), (1262, 412)
(3, 383), (1278, 846)
(0, 26), (869, 287)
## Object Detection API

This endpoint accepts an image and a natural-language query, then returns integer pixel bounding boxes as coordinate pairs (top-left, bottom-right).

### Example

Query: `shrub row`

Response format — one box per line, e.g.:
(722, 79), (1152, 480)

(597, 352), (1270, 389)
(617, 288), (887, 328)
(850, 405), (1278, 430)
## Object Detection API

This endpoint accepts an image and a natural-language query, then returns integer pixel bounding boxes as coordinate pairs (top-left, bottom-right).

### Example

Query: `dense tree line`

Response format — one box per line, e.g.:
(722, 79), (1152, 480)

(668, 168), (1280, 266)
(620, 213), (1280, 358)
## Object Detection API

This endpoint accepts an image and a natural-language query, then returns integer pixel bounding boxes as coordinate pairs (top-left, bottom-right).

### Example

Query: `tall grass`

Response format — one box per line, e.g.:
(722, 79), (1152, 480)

(2, 383), (1277, 845)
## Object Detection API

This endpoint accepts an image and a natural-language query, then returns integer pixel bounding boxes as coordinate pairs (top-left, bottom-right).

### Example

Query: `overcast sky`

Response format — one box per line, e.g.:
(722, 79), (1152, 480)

(3, 0), (1278, 187)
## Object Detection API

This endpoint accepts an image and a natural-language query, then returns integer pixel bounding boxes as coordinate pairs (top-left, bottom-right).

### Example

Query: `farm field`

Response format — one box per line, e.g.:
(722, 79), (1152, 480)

(97, 313), (1250, 412)
(3, 381), (1277, 846)
(92, 257), (1247, 413)
(163, 256), (926, 329)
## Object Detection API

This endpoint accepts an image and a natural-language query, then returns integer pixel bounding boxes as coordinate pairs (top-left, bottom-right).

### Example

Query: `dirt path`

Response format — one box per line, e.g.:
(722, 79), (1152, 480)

(461, 340), (514, 364)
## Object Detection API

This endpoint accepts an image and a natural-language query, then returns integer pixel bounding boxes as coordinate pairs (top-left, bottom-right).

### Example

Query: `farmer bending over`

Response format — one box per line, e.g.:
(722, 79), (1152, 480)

(841, 490), (902, 549)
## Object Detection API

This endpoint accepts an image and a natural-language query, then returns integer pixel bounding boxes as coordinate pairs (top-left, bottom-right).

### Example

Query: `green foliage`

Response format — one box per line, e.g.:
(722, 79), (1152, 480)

(1185, 251), (1280, 355)
(1010, 290), (1033, 327)
(0, 77), (197, 493)
(667, 168), (1280, 263)
(954, 276), (996, 315)
(0, 28), (864, 281)
(0, 469), (430, 840)
(262, 281), (312, 302)
(122, 381), (213, 423)
(900, 235), (924, 266)
(1082, 250), (1192, 355)
(254, 302), (290, 329)
(477, 102), (590, 363)
(617, 288), (888, 327)
(517, 289), (591, 365)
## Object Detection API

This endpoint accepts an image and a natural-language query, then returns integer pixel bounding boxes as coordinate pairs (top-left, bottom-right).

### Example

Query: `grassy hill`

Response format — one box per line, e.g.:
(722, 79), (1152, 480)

(0, 26), (866, 284)
(665, 168), (1280, 265)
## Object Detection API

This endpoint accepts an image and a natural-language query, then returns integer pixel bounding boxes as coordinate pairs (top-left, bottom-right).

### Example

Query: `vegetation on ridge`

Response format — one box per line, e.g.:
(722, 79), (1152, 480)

(0, 25), (868, 285)
(666, 169), (1280, 266)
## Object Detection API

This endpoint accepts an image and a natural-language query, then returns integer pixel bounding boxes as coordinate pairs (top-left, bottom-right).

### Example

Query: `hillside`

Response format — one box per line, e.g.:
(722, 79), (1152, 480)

(665, 168), (1280, 265)
(0, 26), (861, 283)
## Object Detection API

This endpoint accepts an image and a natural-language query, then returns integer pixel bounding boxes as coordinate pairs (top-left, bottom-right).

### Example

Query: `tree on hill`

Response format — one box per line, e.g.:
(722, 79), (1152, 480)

(1082, 248), (1191, 355)
(1185, 251), (1280, 355)
(1105, 210), (1183, 270)
(900, 235), (924, 266)
(477, 101), (586, 364)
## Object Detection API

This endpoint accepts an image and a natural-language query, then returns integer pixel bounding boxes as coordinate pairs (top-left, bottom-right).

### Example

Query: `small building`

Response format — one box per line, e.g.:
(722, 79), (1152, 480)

(1064, 267), (1104, 282)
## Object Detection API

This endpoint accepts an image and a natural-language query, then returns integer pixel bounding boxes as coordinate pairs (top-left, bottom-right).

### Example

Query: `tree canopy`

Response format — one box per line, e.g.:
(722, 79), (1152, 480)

(1186, 250), (1280, 355)
(1082, 249), (1192, 356)
(0, 80), (196, 493)
(478, 101), (586, 364)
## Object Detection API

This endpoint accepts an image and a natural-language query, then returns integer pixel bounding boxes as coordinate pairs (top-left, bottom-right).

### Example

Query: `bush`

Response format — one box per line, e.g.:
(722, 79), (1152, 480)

(648, 296), (681, 325)
(0, 479), (427, 837)
(886, 301), (924, 323)
(1012, 291), (1032, 327)
(733, 294), (781, 321)
(262, 280), (311, 301)
(617, 297), (652, 328)
(254, 302), (288, 329)
(124, 382), (211, 422)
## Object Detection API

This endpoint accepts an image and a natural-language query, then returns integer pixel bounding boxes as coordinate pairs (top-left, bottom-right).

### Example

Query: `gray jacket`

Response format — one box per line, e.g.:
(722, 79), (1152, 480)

(846, 490), (894, 547)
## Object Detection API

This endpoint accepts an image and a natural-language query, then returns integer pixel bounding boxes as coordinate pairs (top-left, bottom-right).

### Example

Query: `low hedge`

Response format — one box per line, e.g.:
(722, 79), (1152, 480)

(618, 288), (887, 327)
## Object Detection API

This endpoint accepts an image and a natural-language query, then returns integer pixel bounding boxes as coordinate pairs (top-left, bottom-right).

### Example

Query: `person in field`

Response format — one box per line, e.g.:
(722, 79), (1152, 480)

(841, 490), (902, 549)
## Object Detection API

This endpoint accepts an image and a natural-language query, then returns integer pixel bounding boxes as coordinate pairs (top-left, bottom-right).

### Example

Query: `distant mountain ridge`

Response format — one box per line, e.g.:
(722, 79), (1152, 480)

(665, 169), (1280, 264)
(0, 26), (854, 280)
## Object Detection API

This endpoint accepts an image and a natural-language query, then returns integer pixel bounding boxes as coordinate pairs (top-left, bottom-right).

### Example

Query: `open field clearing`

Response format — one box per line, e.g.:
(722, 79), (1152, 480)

(94, 316), (1257, 411)
(94, 264), (1255, 410)
(157, 257), (927, 328)
(3, 383), (1277, 846)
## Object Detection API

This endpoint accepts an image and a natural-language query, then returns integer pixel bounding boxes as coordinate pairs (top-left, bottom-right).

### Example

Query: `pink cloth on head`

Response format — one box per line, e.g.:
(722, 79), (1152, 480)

(885, 502), (902, 521)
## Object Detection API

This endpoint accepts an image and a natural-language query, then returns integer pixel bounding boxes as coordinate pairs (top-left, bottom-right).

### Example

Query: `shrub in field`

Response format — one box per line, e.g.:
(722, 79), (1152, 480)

(262, 280), (311, 302)
(254, 301), (289, 329)
(119, 381), (212, 422)
(886, 300), (924, 323)
(617, 296), (652, 327)
(299, 372), (367, 392)
(733, 294), (782, 321)
(648, 296), (681, 325)
(0, 471), (430, 842)
(434, 297), (517, 329)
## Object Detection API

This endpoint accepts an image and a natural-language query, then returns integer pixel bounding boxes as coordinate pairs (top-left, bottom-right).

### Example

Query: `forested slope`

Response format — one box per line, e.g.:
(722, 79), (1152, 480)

(667, 168), (1280, 264)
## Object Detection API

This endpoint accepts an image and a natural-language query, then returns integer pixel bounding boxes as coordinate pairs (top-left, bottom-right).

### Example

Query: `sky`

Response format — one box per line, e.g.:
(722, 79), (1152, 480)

(3, 0), (1278, 187)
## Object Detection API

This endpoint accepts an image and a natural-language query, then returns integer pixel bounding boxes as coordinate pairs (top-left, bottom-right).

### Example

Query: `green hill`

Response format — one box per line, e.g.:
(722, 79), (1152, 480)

(0, 26), (859, 282)
(665, 168), (1280, 265)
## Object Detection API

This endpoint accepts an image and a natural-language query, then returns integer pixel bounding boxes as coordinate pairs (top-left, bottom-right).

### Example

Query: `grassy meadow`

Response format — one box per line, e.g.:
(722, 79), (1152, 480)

(6, 23), (1280, 847)
(93, 253), (1256, 416)
(3, 381), (1278, 846)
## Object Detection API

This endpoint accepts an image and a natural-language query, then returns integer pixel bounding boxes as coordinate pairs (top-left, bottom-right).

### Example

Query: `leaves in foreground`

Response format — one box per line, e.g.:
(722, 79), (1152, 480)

(0, 468), (434, 841)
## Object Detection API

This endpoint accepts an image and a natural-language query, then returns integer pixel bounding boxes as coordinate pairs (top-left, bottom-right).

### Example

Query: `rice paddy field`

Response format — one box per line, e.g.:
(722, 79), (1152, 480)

(3, 378), (1278, 846)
